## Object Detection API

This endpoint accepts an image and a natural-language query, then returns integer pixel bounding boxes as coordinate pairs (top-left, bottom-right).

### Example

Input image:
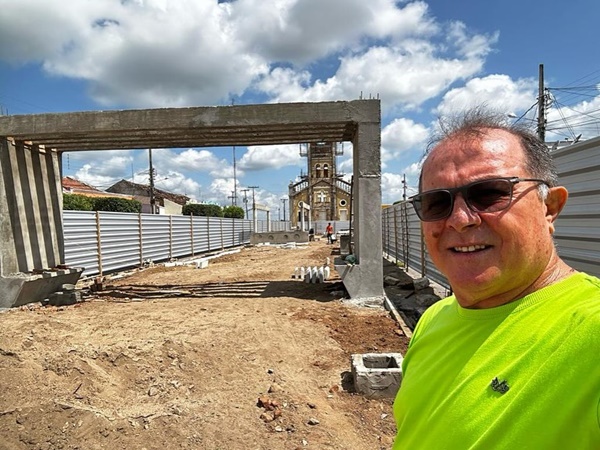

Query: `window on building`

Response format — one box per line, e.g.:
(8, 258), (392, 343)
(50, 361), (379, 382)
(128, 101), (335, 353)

(315, 164), (321, 178)
(323, 164), (329, 178)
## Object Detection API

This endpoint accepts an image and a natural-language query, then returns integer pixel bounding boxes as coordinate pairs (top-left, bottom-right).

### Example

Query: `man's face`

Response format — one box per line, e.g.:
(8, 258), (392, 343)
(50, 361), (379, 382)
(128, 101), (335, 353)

(420, 128), (556, 308)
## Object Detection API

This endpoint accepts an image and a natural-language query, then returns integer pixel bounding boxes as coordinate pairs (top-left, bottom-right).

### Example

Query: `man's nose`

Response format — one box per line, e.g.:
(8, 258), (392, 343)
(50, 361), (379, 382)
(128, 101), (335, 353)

(445, 194), (481, 231)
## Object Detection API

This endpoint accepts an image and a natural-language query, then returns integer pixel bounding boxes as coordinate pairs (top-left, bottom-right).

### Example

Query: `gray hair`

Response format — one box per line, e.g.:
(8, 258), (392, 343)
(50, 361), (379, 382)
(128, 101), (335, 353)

(423, 107), (558, 193)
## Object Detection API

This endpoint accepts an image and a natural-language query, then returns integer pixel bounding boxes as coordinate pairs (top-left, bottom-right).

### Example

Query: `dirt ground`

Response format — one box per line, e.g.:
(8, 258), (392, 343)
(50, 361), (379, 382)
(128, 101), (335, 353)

(0, 240), (410, 450)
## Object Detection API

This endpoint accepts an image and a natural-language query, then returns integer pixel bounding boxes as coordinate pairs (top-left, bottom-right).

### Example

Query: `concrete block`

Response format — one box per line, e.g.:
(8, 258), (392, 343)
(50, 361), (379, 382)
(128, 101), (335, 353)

(250, 231), (308, 245)
(47, 290), (82, 306)
(339, 235), (351, 256)
(351, 353), (403, 399)
(195, 259), (209, 269)
(0, 268), (83, 309)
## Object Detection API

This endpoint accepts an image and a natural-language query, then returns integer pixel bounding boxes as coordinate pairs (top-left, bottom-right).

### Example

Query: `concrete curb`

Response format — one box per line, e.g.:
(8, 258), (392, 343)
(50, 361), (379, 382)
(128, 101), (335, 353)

(383, 294), (413, 339)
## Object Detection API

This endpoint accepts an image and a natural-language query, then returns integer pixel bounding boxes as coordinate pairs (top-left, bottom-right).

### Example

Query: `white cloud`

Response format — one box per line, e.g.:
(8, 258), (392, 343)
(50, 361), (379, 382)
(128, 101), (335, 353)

(231, 0), (437, 65)
(446, 21), (498, 59)
(0, 0), (497, 112)
(381, 172), (406, 204)
(161, 148), (230, 173)
(74, 163), (121, 190)
(238, 144), (303, 171)
(381, 118), (429, 167)
(434, 74), (536, 117)
(381, 160), (423, 204)
(67, 150), (136, 188)
(257, 27), (496, 112)
(545, 95), (600, 140)
(154, 171), (201, 199)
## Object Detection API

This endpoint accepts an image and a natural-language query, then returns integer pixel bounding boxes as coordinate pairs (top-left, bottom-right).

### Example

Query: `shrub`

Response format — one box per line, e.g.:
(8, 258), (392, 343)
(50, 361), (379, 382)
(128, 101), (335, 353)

(182, 203), (223, 217)
(223, 205), (245, 219)
(63, 193), (93, 211)
(92, 197), (142, 213)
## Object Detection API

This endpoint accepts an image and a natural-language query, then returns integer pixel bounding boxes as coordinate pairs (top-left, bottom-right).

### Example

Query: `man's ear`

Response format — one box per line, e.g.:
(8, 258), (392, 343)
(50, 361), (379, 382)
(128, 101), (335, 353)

(545, 186), (568, 232)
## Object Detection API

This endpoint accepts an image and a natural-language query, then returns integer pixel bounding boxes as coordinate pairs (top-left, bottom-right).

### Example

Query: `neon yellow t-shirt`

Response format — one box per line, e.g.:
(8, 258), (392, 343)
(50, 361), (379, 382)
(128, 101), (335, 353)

(393, 272), (600, 449)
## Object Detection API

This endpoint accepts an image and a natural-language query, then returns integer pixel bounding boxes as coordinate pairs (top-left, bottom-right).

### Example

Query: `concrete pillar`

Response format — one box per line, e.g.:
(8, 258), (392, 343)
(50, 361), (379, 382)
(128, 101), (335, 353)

(0, 138), (81, 308)
(334, 110), (384, 301)
(0, 139), (64, 273)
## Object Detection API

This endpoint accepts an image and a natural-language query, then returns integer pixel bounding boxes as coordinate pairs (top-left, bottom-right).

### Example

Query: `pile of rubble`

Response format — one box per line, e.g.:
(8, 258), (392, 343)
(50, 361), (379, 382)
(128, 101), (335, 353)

(382, 259), (443, 330)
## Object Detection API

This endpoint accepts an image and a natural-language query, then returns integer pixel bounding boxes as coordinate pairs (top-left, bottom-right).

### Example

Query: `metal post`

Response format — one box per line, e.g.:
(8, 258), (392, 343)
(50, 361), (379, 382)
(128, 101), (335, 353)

(149, 148), (156, 214)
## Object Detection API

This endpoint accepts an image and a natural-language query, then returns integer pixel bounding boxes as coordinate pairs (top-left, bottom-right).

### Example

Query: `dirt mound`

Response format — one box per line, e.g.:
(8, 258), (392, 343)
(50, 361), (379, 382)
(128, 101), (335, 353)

(0, 241), (409, 449)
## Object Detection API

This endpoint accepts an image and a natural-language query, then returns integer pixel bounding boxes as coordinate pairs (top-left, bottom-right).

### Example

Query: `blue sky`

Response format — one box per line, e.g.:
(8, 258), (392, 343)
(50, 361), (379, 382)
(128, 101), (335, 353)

(1, 0), (600, 215)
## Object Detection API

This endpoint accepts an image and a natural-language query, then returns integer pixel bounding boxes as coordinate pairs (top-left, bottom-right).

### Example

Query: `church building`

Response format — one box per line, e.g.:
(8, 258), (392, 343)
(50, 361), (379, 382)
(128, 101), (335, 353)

(288, 142), (352, 228)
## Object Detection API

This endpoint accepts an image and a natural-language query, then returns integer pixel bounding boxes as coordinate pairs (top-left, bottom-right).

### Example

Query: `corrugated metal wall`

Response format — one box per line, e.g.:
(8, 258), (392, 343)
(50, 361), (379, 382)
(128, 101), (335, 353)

(552, 137), (600, 277)
(63, 211), (257, 277)
(382, 204), (450, 291)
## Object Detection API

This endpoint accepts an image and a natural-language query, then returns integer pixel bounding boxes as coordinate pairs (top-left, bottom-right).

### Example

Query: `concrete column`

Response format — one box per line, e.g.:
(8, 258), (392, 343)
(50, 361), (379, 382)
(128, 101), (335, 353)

(334, 112), (384, 301)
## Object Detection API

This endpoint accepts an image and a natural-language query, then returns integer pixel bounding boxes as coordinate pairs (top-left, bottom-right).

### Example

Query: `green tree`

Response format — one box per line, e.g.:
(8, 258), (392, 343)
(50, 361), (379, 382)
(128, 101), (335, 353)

(63, 193), (93, 211)
(223, 205), (245, 219)
(93, 197), (142, 213)
(182, 203), (223, 217)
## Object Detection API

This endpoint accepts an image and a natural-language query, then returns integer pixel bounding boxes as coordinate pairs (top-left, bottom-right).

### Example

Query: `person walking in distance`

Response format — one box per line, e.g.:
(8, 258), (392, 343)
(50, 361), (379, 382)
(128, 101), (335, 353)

(392, 108), (600, 449)
(326, 222), (334, 244)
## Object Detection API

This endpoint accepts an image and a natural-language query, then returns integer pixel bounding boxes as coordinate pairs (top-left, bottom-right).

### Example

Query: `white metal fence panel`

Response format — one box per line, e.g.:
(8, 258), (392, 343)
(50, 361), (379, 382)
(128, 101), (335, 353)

(240, 220), (253, 243)
(270, 221), (290, 231)
(221, 218), (235, 248)
(192, 216), (210, 254)
(208, 217), (225, 251)
(141, 214), (171, 263)
(98, 211), (141, 274)
(63, 211), (101, 275)
(172, 215), (193, 259)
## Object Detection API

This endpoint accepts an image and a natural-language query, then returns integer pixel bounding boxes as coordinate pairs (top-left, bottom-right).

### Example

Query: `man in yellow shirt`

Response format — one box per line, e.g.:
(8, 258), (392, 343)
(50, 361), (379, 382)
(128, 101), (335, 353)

(392, 108), (600, 449)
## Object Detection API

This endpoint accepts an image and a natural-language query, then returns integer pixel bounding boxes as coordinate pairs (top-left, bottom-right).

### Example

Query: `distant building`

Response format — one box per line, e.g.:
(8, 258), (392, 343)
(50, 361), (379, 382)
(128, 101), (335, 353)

(62, 176), (133, 200)
(288, 142), (351, 228)
(106, 179), (190, 214)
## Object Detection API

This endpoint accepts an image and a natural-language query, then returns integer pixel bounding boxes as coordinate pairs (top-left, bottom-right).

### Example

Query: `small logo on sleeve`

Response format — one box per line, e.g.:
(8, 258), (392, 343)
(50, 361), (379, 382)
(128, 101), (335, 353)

(490, 377), (510, 394)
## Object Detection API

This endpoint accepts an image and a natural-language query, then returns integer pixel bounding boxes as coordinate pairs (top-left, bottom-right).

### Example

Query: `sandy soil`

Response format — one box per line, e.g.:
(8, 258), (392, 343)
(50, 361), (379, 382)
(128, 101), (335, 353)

(0, 240), (409, 450)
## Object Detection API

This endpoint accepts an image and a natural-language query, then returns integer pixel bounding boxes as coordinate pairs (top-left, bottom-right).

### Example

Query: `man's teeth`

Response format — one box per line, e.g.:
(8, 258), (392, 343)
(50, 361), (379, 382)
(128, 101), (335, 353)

(453, 245), (486, 253)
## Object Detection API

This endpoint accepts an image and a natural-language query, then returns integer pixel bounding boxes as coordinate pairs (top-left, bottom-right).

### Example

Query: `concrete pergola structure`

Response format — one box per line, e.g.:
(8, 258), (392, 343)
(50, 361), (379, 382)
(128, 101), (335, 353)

(0, 100), (383, 304)
(298, 201), (311, 232)
(253, 203), (271, 232)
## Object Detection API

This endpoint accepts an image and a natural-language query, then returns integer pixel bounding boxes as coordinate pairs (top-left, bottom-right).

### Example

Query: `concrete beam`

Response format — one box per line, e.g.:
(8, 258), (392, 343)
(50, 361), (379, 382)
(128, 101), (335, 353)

(0, 100), (379, 151)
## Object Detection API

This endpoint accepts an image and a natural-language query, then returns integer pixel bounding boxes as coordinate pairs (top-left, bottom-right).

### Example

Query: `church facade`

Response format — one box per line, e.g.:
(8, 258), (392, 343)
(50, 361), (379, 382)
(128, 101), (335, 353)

(288, 142), (352, 228)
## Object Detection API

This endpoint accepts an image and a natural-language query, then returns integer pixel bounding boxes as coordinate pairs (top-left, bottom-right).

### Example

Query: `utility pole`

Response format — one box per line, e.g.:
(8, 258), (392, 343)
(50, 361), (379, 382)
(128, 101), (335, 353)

(240, 188), (250, 218)
(231, 99), (237, 205)
(402, 174), (407, 201)
(537, 63), (546, 142)
(148, 148), (156, 214)
(232, 145), (237, 205)
(227, 191), (236, 206)
(248, 186), (259, 222)
(281, 197), (287, 222)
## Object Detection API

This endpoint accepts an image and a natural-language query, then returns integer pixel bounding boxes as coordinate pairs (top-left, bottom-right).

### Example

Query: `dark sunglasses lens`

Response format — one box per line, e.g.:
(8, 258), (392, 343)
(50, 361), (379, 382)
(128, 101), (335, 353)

(416, 190), (452, 221)
(466, 179), (513, 212)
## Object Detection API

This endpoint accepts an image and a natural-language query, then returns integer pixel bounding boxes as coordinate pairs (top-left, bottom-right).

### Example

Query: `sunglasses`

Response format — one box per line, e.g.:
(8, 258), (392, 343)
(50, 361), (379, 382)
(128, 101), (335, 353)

(410, 177), (549, 222)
